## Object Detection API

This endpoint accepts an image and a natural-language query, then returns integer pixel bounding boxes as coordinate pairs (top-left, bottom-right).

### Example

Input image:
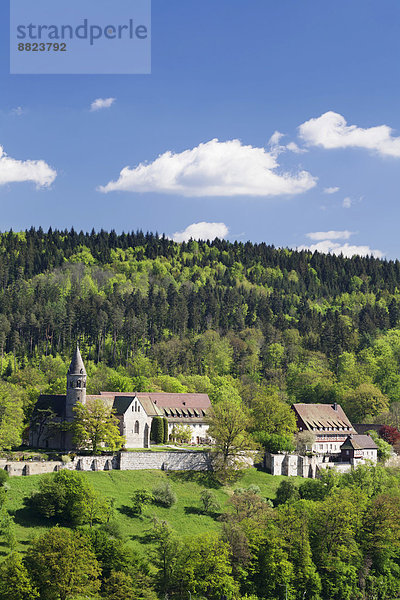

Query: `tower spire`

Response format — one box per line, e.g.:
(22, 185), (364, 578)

(68, 344), (87, 376)
(66, 344), (87, 421)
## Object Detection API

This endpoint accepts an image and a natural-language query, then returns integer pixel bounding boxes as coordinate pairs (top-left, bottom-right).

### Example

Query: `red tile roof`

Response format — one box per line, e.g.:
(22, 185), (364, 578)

(99, 391), (211, 413)
(341, 434), (378, 450)
(293, 403), (355, 432)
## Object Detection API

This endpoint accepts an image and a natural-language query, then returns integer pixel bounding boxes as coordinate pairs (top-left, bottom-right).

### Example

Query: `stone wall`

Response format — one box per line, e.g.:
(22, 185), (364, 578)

(264, 452), (326, 478)
(0, 450), (215, 476)
(0, 460), (63, 477)
(383, 454), (400, 468)
(119, 450), (213, 471)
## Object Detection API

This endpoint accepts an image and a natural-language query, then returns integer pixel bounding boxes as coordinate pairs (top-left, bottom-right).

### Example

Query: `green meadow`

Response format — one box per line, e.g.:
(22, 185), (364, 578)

(3, 468), (298, 556)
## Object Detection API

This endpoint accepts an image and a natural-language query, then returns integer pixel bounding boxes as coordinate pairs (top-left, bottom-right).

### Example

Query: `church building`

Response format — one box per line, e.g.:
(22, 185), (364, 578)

(29, 346), (211, 450)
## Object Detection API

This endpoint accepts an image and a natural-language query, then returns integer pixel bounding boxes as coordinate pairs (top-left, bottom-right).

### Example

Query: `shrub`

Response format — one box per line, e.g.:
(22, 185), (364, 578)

(200, 489), (220, 514)
(152, 482), (177, 508)
(379, 425), (400, 446)
(61, 455), (71, 463)
(247, 484), (261, 495)
(274, 479), (299, 506)
(131, 490), (154, 515)
(299, 479), (327, 501)
(150, 417), (164, 444)
(0, 470), (9, 487)
(171, 424), (192, 444)
(26, 469), (109, 526)
(163, 417), (169, 444)
(367, 430), (392, 461)
(253, 432), (295, 453)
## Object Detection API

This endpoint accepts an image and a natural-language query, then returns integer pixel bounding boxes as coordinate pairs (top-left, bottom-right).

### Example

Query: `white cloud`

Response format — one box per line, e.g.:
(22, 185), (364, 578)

(286, 141), (307, 154)
(172, 222), (229, 243)
(342, 197), (352, 209)
(10, 107), (25, 116)
(299, 111), (400, 157)
(306, 230), (354, 241)
(299, 240), (383, 258)
(268, 131), (285, 147)
(90, 97), (116, 111)
(0, 145), (56, 188)
(268, 131), (307, 157)
(324, 186), (339, 194)
(99, 138), (316, 197)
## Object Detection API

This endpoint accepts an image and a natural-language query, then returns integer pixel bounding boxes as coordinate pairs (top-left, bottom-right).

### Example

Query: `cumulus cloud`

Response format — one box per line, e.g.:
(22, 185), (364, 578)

(306, 230), (353, 241)
(0, 146), (56, 188)
(324, 186), (339, 194)
(299, 111), (400, 157)
(99, 138), (316, 197)
(298, 240), (383, 259)
(172, 222), (229, 243)
(90, 97), (116, 111)
(342, 197), (352, 209)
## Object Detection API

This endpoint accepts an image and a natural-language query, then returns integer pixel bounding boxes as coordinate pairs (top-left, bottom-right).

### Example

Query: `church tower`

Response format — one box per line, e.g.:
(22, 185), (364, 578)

(66, 345), (87, 419)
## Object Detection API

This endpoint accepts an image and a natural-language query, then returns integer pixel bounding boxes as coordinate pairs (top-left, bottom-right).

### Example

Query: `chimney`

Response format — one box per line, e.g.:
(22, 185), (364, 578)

(333, 402), (338, 411)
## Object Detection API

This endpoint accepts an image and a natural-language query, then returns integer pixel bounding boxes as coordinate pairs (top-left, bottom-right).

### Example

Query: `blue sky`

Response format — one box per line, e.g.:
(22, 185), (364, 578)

(2, 0), (400, 258)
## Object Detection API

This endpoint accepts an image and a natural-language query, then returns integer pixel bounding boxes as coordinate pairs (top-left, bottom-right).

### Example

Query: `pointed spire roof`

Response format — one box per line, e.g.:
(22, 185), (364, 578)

(68, 345), (86, 375)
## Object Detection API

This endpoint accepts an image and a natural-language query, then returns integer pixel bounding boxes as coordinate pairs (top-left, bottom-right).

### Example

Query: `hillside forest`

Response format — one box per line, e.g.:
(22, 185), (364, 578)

(1, 229), (400, 600)
(1, 228), (400, 450)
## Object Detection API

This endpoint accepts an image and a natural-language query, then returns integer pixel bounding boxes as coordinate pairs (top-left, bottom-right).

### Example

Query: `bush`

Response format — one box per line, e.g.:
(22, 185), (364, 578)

(26, 469), (109, 526)
(247, 484), (261, 495)
(299, 479), (327, 501)
(152, 482), (177, 508)
(0, 470), (9, 487)
(163, 417), (169, 444)
(150, 417), (164, 444)
(171, 424), (192, 444)
(379, 425), (400, 446)
(367, 430), (392, 461)
(253, 432), (295, 453)
(100, 519), (126, 541)
(200, 489), (220, 514)
(131, 490), (154, 515)
(274, 479), (299, 506)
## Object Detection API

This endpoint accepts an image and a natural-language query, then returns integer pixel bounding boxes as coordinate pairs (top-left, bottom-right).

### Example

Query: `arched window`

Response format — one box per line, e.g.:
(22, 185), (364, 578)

(76, 380), (81, 388)
(70, 381), (74, 388)
(134, 421), (139, 434)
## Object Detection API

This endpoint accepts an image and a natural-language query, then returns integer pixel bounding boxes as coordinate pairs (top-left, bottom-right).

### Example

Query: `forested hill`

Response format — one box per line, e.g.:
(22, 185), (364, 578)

(1, 227), (400, 424)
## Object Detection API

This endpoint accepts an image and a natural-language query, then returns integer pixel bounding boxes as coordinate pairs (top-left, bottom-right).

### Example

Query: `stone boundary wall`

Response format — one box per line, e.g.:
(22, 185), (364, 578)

(119, 451), (213, 471)
(264, 452), (357, 478)
(0, 450), (214, 476)
(384, 454), (400, 468)
(0, 460), (63, 477)
(264, 452), (333, 478)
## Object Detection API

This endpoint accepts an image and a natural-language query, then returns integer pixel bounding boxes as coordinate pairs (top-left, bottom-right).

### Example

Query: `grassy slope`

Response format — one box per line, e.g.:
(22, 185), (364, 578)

(4, 469), (300, 556)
